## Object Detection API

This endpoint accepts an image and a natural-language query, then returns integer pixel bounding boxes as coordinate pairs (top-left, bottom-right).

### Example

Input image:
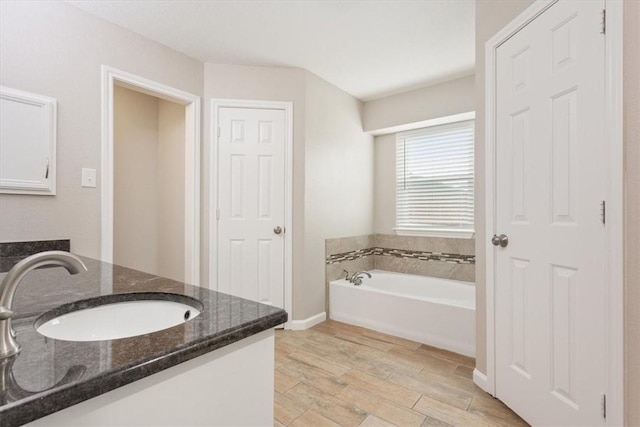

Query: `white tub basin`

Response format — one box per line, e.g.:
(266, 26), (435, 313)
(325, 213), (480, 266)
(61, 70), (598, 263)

(36, 296), (201, 342)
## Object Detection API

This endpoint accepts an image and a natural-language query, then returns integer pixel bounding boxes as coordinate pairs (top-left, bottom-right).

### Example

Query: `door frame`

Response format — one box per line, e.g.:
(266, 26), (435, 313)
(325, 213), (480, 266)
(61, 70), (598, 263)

(209, 99), (293, 329)
(481, 0), (624, 424)
(101, 66), (201, 286)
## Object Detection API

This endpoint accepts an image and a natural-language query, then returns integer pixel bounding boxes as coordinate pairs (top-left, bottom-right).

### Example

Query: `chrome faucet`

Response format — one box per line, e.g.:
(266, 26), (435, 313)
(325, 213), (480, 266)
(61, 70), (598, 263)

(0, 251), (87, 358)
(349, 271), (371, 286)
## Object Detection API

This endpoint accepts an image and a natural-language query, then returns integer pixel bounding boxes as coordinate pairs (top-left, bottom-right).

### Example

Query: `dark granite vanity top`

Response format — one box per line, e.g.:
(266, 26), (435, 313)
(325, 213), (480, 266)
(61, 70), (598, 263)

(0, 256), (287, 426)
(0, 240), (70, 273)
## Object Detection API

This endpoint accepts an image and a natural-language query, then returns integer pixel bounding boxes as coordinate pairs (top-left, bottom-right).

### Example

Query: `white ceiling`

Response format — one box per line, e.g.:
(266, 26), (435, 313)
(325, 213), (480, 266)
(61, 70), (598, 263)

(67, 0), (475, 101)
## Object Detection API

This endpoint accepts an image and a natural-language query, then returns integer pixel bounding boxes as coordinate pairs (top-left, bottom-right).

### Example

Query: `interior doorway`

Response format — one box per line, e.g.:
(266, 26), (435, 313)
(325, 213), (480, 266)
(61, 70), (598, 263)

(209, 99), (293, 326)
(483, 0), (624, 425)
(102, 66), (201, 285)
(112, 86), (185, 281)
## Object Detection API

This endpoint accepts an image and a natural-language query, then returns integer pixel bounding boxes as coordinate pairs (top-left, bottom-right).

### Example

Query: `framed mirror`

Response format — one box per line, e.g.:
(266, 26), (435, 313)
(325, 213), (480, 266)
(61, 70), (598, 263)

(0, 86), (57, 195)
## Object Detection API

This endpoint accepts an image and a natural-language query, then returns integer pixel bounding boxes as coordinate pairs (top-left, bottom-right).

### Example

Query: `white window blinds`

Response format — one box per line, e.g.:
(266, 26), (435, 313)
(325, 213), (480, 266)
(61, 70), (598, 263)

(396, 119), (474, 235)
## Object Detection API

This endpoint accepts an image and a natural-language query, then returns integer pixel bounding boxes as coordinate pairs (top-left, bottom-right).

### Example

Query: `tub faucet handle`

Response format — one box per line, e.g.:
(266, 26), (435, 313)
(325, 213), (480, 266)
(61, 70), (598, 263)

(350, 271), (372, 284)
(343, 270), (352, 280)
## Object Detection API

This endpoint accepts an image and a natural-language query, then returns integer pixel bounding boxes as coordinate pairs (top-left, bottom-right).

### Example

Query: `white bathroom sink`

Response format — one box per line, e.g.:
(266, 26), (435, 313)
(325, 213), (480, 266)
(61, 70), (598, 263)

(36, 294), (201, 342)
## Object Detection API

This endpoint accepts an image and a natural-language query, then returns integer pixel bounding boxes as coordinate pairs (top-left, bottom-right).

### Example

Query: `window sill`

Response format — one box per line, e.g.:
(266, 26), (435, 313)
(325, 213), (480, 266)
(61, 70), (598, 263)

(393, 228), (476, 239)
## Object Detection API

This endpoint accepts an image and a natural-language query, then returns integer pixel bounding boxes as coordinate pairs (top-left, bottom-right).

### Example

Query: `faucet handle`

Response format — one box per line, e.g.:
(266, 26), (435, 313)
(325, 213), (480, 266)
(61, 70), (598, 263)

(0, 306), (14, 320)
(343, 270), (352, 280)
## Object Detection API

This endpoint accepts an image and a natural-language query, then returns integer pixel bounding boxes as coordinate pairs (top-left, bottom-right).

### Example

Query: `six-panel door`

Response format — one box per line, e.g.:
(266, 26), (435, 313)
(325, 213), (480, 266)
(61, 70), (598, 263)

(495, 1), (607, 425)
(217, 107), (286, 309)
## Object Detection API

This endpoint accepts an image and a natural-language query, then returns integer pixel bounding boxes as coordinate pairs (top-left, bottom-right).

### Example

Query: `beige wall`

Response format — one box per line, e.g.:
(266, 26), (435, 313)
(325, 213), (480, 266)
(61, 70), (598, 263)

(113, 87), (186, 282)
(474, 0), (535, 375)
(0, 1), (203, 259)
(304, 72), (374, 319)
(370, 78), (476, 234)
(113, 86), (160, 274)
(374, 134), (396, 233)
(363, 74), (475, 133)
(0, 0), (373, 322)
(157, 99), (186, 282)
(624, 1), (640, 424)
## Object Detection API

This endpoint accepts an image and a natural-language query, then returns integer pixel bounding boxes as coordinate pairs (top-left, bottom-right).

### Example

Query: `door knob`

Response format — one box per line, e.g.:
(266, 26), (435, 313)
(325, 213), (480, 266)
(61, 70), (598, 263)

(273, 226), (283, 235)
(491, 234), (509, 247)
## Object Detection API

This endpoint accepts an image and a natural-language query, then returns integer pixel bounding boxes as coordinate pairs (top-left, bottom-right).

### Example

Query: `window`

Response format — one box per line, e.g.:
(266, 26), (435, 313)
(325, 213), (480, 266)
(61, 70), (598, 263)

(395, 119), (474, 237)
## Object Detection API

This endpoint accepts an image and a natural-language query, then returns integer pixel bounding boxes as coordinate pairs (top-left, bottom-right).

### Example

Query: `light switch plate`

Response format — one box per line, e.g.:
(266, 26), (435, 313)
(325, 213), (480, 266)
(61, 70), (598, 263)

(81, 168), (97, 188)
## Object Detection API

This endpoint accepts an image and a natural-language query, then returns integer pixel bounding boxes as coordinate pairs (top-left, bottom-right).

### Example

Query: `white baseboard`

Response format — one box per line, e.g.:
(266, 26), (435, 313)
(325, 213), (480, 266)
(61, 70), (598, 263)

(289, 312), (326, 330)
(473, 369), (492, 394)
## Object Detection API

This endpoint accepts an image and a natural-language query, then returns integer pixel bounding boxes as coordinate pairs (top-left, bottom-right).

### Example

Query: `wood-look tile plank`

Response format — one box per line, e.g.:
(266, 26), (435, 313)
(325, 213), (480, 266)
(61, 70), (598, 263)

(359, 414), (397, 427)
(368, 350), (427, 374)
(412, 395), (494, 427)
(275, 370), (300, 394)
(286, 383), (368, 427)
(275, 339), (298, 355)
(275, 323), (527, 427)
(321, 319), (369, 334)
(418, 344), (475, 367)
(336, 385), (426, 426)
(357, 328), (422, 350)
(274, 391), (308, 426)
(333, 336), (421, 375)
(334, 332), (395, 352)
(420, 415), (455, 427)
(417, 368), (484, 396)
(282, 330), (406, 379)
(278, 360), (348, 395)
(274, 419), (287, 427)
(308, 334), (424, 378)
(302, 328), (390, 364)
(278, 332), (334, 357)
(306, 346), (398, 380)
(452, 364), (474, 379)
(387, 371), (474, 410)
(340, 369), (421, 408)
(468, 394), (531, 427)
(290, 409), (342, 427)
(387, 346), (459, 374)
(304, 332), (422, 377)
(310, 323), (341, 336)
(275, 350), (290, 369)
(286, 350), (351, 377)
(317, 321), (410, 348)
(303, 328), (370, 353)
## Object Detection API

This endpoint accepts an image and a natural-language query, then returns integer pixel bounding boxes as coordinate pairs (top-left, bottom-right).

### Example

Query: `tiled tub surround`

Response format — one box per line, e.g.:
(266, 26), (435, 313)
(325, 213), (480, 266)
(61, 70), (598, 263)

(325, 234), (475, 313)
(0, 256), (287, 426)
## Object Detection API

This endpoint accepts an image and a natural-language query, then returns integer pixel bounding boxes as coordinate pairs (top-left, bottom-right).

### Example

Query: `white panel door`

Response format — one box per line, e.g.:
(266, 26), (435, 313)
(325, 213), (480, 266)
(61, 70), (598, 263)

(217, 107), (285, 309)
(494, 1), (606, 425)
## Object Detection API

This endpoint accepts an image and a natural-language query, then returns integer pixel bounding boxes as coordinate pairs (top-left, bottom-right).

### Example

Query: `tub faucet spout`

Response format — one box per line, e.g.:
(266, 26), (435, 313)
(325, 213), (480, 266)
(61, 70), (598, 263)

(350, 271), (371, 286)
(0, 251), (87, 359)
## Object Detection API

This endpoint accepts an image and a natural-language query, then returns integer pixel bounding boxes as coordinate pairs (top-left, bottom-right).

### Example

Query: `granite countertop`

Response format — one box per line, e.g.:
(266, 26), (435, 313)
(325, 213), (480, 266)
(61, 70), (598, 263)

(0, 256), (288, 426)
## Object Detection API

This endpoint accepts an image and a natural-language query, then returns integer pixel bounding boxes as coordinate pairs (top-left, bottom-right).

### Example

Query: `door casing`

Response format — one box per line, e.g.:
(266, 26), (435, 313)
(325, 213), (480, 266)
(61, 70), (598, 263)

(480, 0), (624, 425)
(101, 66), (201, 286)
(209, 99), (293, 330)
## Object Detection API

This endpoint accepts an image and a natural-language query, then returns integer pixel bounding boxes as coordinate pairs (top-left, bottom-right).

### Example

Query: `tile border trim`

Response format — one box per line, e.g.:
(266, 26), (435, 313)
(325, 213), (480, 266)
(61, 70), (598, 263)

(326, 247), (475, 265)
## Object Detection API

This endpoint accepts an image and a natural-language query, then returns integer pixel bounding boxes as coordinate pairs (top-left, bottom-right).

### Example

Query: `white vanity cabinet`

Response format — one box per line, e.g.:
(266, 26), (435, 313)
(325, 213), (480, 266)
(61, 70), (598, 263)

(0, 86), (57, 195)
(26, 329), (276, 427)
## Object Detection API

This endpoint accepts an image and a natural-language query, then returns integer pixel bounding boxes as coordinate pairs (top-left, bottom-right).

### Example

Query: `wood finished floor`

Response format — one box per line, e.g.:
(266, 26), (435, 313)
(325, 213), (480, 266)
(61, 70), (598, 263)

(274, 320), (528, 427)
